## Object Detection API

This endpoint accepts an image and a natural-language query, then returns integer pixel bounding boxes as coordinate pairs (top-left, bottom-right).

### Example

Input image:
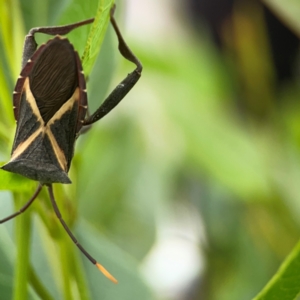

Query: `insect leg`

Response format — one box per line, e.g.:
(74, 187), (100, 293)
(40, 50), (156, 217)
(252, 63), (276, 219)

(83, 5), (143, 126)
(47, 185), (117, 283)
(21, 18), (94, 69)
(0, 184), (43, 223)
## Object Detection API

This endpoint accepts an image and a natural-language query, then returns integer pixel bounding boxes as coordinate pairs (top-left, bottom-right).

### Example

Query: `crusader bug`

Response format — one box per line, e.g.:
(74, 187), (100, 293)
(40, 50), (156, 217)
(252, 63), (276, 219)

(0, 6), (142, 283)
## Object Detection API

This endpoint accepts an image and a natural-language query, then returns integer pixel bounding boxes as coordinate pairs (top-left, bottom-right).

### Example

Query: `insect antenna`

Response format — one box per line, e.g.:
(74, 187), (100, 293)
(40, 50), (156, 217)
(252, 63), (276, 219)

(46, 184), (117, 283)
(0, 184), (43, 224)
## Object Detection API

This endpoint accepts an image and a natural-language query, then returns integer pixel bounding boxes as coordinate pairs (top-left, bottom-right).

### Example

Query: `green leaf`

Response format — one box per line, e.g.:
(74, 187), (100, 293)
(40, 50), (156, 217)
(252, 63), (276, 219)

(58, 0), (114, 76)
(253, 240), (300, 300)
(81, 0), (114, 75)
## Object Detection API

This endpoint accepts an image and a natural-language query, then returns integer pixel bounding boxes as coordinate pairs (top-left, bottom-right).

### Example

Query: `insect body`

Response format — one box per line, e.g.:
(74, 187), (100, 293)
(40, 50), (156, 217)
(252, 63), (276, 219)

(0, 6), (142, 283)
(5, 36), (86, 184)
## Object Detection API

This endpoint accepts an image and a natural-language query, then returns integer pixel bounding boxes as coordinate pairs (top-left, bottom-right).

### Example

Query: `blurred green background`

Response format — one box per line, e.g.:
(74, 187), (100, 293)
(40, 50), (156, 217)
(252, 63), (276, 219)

(1, 0), (300, 299)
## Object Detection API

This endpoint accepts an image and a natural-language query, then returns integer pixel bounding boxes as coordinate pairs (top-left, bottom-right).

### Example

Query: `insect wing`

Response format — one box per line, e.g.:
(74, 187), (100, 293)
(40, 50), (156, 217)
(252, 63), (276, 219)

(2, 37), (87, 183)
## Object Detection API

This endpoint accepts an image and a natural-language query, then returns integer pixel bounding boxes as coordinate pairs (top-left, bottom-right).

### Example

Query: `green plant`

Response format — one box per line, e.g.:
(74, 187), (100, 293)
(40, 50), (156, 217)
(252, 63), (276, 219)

(0, 0), (152, 299)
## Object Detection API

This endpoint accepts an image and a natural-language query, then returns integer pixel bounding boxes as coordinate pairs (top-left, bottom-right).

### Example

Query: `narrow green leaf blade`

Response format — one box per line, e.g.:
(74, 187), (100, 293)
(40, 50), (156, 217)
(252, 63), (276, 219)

(81, 0), (114, 75)
(253, 240), (300, 300)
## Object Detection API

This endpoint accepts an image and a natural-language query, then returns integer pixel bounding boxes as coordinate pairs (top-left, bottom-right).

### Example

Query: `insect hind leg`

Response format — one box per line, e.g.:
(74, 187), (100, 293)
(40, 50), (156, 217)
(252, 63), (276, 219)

(46, 184), (117, 283)
(21, 18), (94, 69)
(83, 5), (143, 126)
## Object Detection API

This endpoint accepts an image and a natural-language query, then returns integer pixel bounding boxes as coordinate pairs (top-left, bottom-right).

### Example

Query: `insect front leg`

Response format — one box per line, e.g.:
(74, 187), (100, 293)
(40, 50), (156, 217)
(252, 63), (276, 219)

(21, 18), (94, 68)
(83, 6), (143, 126)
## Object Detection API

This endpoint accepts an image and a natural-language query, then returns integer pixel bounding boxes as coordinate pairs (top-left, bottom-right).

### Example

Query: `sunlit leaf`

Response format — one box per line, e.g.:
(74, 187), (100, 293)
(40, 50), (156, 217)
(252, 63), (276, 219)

(81, 0), (114, 75)
(253, 240), (300, 300)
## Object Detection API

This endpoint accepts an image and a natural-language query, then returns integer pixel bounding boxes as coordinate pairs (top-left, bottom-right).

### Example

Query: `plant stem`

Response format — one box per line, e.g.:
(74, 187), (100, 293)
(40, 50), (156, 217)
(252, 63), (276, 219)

(59, 231), (73, 300)
(13, 193), (31, 300)
(72, 247), (91, 300)
(29, 266), (54, 300)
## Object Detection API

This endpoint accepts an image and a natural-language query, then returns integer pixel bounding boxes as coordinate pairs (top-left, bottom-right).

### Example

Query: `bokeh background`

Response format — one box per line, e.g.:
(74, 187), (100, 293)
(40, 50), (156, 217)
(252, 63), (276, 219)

(1, 0), (300, 299)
